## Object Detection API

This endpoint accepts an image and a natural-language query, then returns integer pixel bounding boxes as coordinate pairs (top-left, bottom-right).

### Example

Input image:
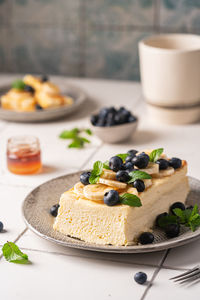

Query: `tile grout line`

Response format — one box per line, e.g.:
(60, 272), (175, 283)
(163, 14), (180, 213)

(0, 227), (28, 261)
(140, 249), (171, 300)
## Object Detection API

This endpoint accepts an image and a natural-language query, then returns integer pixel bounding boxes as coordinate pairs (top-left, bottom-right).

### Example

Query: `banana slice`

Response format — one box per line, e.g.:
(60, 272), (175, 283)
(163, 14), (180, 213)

(143, 179), (152, 188)
(101, 169), (116, 180)
(138, 162), (159, 175)
(153, 167), (174, 178)
(83, 184), (112, 201)
(74, 182), (85, 197)
(124, 186), (139, 196)
(98, 178), (127, 189)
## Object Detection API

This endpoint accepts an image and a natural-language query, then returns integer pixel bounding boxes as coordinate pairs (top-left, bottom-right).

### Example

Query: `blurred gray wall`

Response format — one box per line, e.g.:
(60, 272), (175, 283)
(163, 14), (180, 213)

(0, 0), (200, 81)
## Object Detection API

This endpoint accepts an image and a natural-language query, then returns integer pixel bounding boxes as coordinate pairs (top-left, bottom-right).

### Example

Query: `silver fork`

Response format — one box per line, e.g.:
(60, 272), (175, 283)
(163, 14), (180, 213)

(170, 265), (200, 285)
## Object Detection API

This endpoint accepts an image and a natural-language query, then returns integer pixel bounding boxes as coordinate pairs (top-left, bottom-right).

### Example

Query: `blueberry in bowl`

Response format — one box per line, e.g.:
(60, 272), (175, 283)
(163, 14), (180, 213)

(90, 106), (138, 143)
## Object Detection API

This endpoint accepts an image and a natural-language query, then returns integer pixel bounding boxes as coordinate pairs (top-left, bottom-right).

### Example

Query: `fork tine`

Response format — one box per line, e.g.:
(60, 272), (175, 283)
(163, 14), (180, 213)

(179, 271), (200, 285)
(169, 266), (199, 280)
(174, 269), (200, 282)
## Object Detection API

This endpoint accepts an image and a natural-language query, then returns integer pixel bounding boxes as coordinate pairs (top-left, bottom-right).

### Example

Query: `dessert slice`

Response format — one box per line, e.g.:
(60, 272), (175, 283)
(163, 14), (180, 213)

(53, 149), (189, 246)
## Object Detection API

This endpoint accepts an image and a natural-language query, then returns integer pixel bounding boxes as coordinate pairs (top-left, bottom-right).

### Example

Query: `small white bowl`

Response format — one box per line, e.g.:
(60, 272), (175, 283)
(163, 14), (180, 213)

(91, 119), (138, 143)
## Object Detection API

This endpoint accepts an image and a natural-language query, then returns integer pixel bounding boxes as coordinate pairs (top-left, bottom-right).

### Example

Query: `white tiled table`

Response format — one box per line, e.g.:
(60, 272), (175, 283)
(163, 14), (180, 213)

(0, 75), (200, 300)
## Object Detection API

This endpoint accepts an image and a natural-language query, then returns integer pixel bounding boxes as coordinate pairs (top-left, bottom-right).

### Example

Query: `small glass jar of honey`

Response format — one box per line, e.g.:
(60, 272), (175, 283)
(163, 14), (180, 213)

(7, 136), (42, 175)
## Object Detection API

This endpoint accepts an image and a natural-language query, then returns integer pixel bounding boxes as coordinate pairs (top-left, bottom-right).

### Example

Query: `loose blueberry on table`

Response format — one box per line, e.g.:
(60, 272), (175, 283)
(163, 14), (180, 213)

(134, 272), (147, 285)
(90, 106), (137, 127)
(0, 221), (4, 232)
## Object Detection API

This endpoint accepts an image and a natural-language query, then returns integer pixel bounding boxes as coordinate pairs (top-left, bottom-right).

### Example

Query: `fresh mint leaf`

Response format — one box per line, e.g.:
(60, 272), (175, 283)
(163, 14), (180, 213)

(173, 208), (186, 223)
(2, 242), (30, 264)
(85, 129), (92, 135)
(68, 138), (84, 148)
(116, 153), (129, 161)
(103, 160), (110, 170)
(149, 148), (164, 162)
(89, 173), (100, 184)
(80, 137), (90, 144)
(93, 161), (103, 176)
(11, 79), (26, 90)
(59, 128), (79, 139)
(128, 170), (151, 183)
(158, 215), (179, 228)
(89, 161), (103, 184)
(119, 193), (142, 207)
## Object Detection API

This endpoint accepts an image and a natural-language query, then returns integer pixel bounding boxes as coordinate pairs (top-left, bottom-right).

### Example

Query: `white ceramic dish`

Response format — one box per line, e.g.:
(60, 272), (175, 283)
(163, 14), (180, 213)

(0, 84), (86, 122)
(22, 172), (200, 253)
(90, 119), (138, 143)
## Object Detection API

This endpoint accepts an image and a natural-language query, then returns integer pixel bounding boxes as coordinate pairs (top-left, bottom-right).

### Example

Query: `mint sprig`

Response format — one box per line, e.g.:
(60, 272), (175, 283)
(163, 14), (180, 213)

(149, 148), (164, 162)
(119, 193), (142, 207)
(2, 242), (30, 264)
(128, 170), (151, 184)
(11, 79), (26, 90)
(59, 128), (92, 149)
(158, 205), (200, 232)
(116, 153), (129, 161)
(89, 161), (103, 184)
(103, 160), (110, 170)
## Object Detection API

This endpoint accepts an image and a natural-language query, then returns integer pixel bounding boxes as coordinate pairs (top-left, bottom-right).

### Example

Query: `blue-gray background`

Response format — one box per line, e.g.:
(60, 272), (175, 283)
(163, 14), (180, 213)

(0, 0), (200, 81)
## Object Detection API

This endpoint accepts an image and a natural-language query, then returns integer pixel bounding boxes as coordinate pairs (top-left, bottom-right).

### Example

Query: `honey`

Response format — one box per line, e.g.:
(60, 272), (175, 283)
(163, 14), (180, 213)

(7, 136), (41, 175)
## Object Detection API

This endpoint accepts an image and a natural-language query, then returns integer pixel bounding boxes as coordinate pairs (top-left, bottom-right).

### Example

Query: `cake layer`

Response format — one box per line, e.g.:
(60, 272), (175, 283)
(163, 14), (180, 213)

(54, 163), (189, 246)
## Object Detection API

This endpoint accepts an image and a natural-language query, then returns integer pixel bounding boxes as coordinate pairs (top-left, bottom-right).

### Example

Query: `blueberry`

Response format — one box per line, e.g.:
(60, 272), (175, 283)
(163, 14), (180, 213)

(90, 115), (98, 126)
(104, 190), (119, 206)
(0, 221), (4, 232)
(156, 159), (169, 170)
(41, 75), (48, 82)
(36, 104), (43, 110)
(127, 149), (138, 157)
(170, 202), (185, 215)
(80, 171), (91, 185)
(165, 223), (180, 238)
(109, 156), (123, 172)
(187, 205), (194, 210)
(134, 272), (147, 285)
(50, 204), (60, 217)
(132, 153), (149, 169)
(106, 112), (116, 126)
(123, 162), (134, 172)
(99, 107), (109, 118)
(116, 170), (130, 183)
(155, 212), (168, 227)
(96, 116), (106, 127)
(125, 155), (134, 163)
(24, 85), (35, 93)
(169, 157), (182, 169)
(139, 232), (154, 245)
(133, 179), (145, 192)
(115, 110), (130, 124)
(128, 115), (137, 123)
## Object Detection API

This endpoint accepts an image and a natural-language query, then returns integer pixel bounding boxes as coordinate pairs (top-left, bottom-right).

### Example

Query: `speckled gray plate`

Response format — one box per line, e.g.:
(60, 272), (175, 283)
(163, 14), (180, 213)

(22, 173), (200, 253)
(0, 84), (86, 122)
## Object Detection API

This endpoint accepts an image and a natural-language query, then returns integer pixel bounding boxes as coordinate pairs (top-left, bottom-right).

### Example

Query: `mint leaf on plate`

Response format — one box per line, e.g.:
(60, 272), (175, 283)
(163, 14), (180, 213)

(128, 170), (151, 183)
(2, 242), (30, 264)
(119, 193), (142, 207)
(89, 161), (103, 184)
(149, 148), (164, 162)
(11, 79), (26, 90)
(158, 215), (179, 228)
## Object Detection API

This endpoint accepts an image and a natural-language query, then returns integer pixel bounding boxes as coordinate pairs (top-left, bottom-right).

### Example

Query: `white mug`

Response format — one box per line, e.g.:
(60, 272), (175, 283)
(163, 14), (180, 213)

(139, 34), (200, 124)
